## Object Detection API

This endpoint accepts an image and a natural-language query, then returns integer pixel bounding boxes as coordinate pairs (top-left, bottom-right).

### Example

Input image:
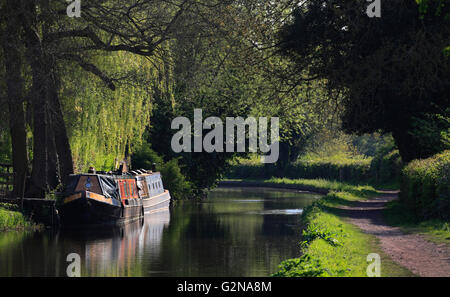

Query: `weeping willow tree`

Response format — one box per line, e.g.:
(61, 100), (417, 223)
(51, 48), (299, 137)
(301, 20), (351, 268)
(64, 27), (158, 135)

(59, 50), (173, 172)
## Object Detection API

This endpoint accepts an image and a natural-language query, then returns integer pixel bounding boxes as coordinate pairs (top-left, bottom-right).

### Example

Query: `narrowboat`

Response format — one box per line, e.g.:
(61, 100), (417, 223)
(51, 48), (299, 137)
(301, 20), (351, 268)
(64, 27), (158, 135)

(59, 169), (171, 226)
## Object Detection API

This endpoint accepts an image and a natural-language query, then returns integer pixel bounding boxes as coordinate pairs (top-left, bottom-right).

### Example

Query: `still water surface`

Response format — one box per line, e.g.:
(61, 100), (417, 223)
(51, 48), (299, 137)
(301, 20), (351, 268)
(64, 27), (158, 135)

(0, 187), (321, 276)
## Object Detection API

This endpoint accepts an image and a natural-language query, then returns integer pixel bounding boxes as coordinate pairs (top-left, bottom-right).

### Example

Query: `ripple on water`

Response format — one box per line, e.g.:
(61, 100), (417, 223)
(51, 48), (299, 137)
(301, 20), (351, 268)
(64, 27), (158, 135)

(248, 209), (303, 215)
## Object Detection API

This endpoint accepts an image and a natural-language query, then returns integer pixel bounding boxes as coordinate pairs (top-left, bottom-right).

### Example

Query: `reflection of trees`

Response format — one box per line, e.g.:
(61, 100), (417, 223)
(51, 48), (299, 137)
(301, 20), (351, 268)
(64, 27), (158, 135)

(157, 188), (319, 277)
(0, 230), (70, 276)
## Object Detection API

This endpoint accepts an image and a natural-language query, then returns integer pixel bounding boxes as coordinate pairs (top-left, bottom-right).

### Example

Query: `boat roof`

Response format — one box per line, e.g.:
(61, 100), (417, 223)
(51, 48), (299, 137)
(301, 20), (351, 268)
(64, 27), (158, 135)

(68, 170), (161, 179)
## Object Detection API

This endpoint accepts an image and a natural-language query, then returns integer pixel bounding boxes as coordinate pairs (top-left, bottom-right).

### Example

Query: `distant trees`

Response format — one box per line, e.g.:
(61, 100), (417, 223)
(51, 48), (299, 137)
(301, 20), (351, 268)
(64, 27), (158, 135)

(279, 0), (450, 162)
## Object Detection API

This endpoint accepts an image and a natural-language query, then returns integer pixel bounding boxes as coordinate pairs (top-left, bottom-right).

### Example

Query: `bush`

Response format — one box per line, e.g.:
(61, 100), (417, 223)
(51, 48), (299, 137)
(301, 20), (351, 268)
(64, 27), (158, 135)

(226, 157), (372, 182)
(370, 143), (403, 185)
(288, 158), (372, 182)
(0, 207), (31, 231)
(131, 144), (163, 170)
(272, 255), (326, 277)
(400, 150), (450, 221)
(160, 159), (192, 200)
(132, 145), (193, 200)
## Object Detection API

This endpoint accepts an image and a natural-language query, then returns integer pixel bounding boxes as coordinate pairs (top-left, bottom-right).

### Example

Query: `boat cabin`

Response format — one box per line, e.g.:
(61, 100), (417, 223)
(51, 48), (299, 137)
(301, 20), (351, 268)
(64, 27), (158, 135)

(133, 172), (165, 199)
(64, 174), (122, 207)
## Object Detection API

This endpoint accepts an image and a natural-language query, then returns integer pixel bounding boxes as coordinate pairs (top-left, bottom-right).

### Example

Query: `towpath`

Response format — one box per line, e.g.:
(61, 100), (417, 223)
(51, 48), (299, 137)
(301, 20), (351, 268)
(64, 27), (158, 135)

(335, 192), (450, 277)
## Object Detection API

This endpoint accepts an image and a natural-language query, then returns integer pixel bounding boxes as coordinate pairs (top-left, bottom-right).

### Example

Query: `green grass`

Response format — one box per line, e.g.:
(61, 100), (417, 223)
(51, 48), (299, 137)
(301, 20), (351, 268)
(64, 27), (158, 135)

(384, 200), (450, 245)
(0, 204), (38, 231)
(223, 177), (379, 197)
(272, 187), (414, 277)
(297, 152), (372, 166)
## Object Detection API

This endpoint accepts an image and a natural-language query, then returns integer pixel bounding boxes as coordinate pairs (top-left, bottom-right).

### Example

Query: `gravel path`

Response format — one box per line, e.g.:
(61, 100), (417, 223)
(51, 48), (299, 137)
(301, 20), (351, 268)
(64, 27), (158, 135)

(335, 192), (450, 277)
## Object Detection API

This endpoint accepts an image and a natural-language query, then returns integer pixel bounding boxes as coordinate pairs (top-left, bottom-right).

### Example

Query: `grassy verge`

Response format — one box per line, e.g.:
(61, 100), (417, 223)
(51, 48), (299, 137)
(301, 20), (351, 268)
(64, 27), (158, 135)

(221, 178), (378, 196)
(266, 181), (414, 277)
(384, 200), (450, 245)
(0, 203), (40, 232)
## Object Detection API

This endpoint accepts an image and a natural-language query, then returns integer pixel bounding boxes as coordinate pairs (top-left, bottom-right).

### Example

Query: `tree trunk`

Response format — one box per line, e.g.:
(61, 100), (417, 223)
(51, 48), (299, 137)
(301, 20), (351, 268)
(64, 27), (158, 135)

(2, 0), (29, 198)
(392, 128), (420, 163)
(22, 1), (49, 197)
(20, 1), (75, 195)
(48, 72), (74, 183)
(46, 117), (59, 190)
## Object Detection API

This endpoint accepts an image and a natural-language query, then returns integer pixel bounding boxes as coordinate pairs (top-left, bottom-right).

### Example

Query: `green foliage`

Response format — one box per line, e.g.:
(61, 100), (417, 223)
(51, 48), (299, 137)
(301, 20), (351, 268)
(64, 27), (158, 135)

(0, 203), (19, 211)
(400, 150), (450, 220)
(280, 0), (449, 162)
(370, 137), (403, 185)
(131, 143), (163, 170)
(226, 132), (405, 186)
(301, 222), (343, 248)
(147, 32), (253, 193)
(417, 0), (449, 18)
(60, 51), (166, 172)
(227, 156), (373, 183)
(0, 207), (32, 231)
(272, 255), (326, 277)
(409, 110), (450, 157)
(227, 134), (404, 187)
(131, 144), (192, 200)
(351, 133), (393, 157)
(291, 158), (372, 182)
(159, 159), (192, 200)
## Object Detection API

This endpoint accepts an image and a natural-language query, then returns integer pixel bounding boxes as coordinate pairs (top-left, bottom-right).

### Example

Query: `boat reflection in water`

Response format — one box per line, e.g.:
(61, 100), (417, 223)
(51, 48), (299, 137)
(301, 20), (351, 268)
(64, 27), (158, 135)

(61, 210), (170, 276)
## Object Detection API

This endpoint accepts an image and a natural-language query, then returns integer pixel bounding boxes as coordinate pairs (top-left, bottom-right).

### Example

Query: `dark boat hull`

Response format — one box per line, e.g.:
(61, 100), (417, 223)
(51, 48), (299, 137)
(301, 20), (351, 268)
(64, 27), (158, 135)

(59, 195), (143, 226)
(59, 191), (170, 226)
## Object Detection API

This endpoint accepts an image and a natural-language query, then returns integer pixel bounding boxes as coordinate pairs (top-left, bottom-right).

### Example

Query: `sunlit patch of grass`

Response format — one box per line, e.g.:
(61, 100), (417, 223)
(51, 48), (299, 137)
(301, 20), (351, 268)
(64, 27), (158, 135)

(297, 152), (372, 166)
(0, 206), (38, 231)
(242, 177), (379, 197)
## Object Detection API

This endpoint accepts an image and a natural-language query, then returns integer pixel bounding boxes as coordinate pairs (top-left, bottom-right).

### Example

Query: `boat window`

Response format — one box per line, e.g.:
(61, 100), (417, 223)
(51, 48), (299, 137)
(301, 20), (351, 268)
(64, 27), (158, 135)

(124, 182), (129, 197)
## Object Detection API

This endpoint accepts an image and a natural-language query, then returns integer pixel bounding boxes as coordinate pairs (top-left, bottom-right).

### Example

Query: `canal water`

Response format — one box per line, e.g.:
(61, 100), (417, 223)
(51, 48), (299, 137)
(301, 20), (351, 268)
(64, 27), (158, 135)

(0, 187), (321, 277)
